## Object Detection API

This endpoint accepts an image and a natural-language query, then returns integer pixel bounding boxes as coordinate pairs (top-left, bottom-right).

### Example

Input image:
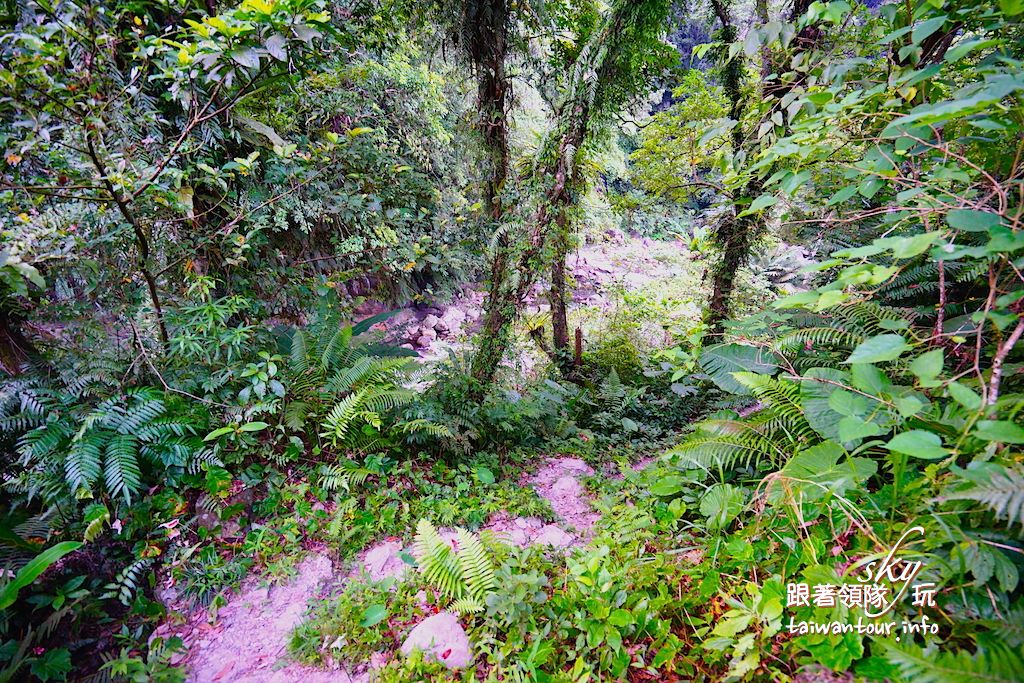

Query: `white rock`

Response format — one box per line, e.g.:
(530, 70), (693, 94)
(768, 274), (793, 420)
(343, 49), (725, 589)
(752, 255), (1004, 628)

(417, 327), (437, 342)
(519, 517), (543, 530)
(551, 475), (582, 497)
(507, 529), (529, 546)
(400, 612), (471, 670)
(362, 541), (409, 581)
(534, 524), (574, 548)
(421, 314), (441, 329)
(441, 308), (466, 326)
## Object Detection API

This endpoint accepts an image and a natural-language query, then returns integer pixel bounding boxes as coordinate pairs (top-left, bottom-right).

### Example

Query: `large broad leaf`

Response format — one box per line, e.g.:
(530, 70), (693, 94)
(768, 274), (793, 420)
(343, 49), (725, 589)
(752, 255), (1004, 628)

(767, 442), (876, 519)
(352, 309), (401, 335)
(800, 368), (892, 445)
(699, 484), (746, 531)
(776, 442), (876, 499)
(0, 541), (83, 610)
(359, 603), (388, 627)
(650, 475), (685, 497)
(946, 209), (1002, 233)
(975, 421), (1024, 444)
(886, 430), (949, 460)
(800, 367), (850, 441)
(699, 344), (779, 395)
(844, 334), (912, 364)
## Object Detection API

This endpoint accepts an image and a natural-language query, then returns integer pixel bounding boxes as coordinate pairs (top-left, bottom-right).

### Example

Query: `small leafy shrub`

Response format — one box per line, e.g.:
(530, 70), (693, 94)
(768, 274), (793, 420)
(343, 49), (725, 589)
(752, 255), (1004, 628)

(289, 576), (429, 667)
(174, 546), (251, 611)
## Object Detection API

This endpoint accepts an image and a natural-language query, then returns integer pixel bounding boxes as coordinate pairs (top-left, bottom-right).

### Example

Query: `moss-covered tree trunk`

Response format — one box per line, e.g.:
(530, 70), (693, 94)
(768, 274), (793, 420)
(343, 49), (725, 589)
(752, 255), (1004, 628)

(470, 113), (587, 389)
(471, 0), (668, 391)
(461, 0), (517, 391)
(706, 0), (754, 333)
(705, 0), (820, 333)
(463, 0), (510, 220)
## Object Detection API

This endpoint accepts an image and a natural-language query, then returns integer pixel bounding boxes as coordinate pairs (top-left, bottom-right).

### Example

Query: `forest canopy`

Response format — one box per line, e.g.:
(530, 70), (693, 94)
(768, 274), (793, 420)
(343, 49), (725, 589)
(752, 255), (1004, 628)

(1, 0), (1023, 681)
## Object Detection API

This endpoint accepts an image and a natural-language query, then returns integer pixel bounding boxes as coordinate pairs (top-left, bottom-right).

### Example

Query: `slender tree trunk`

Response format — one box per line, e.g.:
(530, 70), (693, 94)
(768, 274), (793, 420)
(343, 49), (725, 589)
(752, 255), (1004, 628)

(463, 0), (516, 390)
(86, 129), (170, 349)
(706, 0), (752, 333)
(549, 220), (572, 364)
(465, 0), (510, 219)
(707, 179), (762, 330)
(470, 113), (587, 389)
(705, 0), (819, 333)
(470, 0), (655, 390)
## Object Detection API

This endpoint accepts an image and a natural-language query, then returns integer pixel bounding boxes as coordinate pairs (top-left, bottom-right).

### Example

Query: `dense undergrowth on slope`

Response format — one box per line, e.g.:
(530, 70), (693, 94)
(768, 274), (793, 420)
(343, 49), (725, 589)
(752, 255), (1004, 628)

(2, 0), (1023, 681)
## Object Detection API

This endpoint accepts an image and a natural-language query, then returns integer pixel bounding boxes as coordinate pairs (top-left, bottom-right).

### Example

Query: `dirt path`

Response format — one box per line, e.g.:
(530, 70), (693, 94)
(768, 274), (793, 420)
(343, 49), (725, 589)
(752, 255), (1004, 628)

(164, 554), (365, 683)
(528, 456), (600, 537)
(483, 456), (601, 548)
(166, 456), (606, 680)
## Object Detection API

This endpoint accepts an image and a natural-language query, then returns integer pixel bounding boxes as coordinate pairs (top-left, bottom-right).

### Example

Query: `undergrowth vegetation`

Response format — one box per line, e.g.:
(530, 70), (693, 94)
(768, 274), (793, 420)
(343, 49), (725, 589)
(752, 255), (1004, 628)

(1, 0), (1022, 681)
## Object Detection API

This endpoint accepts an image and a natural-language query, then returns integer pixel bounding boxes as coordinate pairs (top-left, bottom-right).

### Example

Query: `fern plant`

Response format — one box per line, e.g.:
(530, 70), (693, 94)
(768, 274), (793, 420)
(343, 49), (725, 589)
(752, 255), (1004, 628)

(277, 313), (443, 453)
(879, 640), (1024, 683)
(942, 463), (1024, 532)
(3, 380), (211, 506)
(413, 518), (497, 615)
(668, 372), (815, 477)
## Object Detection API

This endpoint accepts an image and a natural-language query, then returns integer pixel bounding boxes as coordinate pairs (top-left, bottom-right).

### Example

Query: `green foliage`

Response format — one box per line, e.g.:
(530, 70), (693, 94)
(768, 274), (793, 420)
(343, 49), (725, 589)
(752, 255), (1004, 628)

(99, 636), (185, 683)
(631, 70), (729, 202)
(413, 519), (497, 614)
(173, 546), (250, 610)
(289, 575), (428, 667)
(0, 542), (82, 612)
(1, 0), (1023, 679)
(943, 463), (1024, 531)
(4, 380), (211, 507)
(879, 641), (1024, 683)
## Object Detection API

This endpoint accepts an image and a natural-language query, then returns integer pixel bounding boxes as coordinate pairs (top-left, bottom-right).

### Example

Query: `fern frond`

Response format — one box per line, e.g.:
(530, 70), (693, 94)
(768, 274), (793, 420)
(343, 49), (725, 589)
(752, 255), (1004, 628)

(398, 419), (453, 438)
(943, 464), (1024, 531)
(290, 329), (310, 373)
(359, 388), (415, 414)
(414, 519), (462, 601)
(101, 558), (153, 606)
(284, 400), (311, 431)
(320, 325), (354, 371)
(413, 519), (497, 613)
(454, 527), (497, 601)
(104, 434), (142, 503)
(324, 356), (410, 394)
(880, 640), (1024, 683)
(449, 597), (485, 615)
(321, 391), (365, 440)
(774, 326), (865, 355)
(66, 435), (103, 492)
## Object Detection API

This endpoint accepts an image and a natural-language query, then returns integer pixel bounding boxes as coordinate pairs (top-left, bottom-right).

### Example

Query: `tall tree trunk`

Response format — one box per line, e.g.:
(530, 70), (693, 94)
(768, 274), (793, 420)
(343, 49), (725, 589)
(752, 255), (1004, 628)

(464, 0), (510, 219)
(705, 0), (820, 333)
(706, 0), (752, 334)
(462, 0), (515, 390)
(470, 112), (587, 389)
(707, 179), (763, 330)
(549, 217), (573, 371)
(86, 129), (170, 349)
(470, 0), (661, 390)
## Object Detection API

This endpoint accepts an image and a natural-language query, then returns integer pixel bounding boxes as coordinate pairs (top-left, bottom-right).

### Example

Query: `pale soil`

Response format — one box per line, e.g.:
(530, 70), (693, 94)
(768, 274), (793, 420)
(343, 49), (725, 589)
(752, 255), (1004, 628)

(161, 554), (367, 683)
(168, 456), (607, 681)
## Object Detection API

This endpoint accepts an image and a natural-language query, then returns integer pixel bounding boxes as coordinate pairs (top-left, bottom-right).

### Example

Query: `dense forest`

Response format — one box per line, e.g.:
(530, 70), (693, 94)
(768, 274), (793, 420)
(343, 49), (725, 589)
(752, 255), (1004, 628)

(1, 0), (1023, 680)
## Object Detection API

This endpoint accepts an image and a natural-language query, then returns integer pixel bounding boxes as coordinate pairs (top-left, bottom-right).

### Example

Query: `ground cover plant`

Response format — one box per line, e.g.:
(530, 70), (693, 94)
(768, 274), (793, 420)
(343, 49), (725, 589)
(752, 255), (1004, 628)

(1, 0), (1022, 681)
